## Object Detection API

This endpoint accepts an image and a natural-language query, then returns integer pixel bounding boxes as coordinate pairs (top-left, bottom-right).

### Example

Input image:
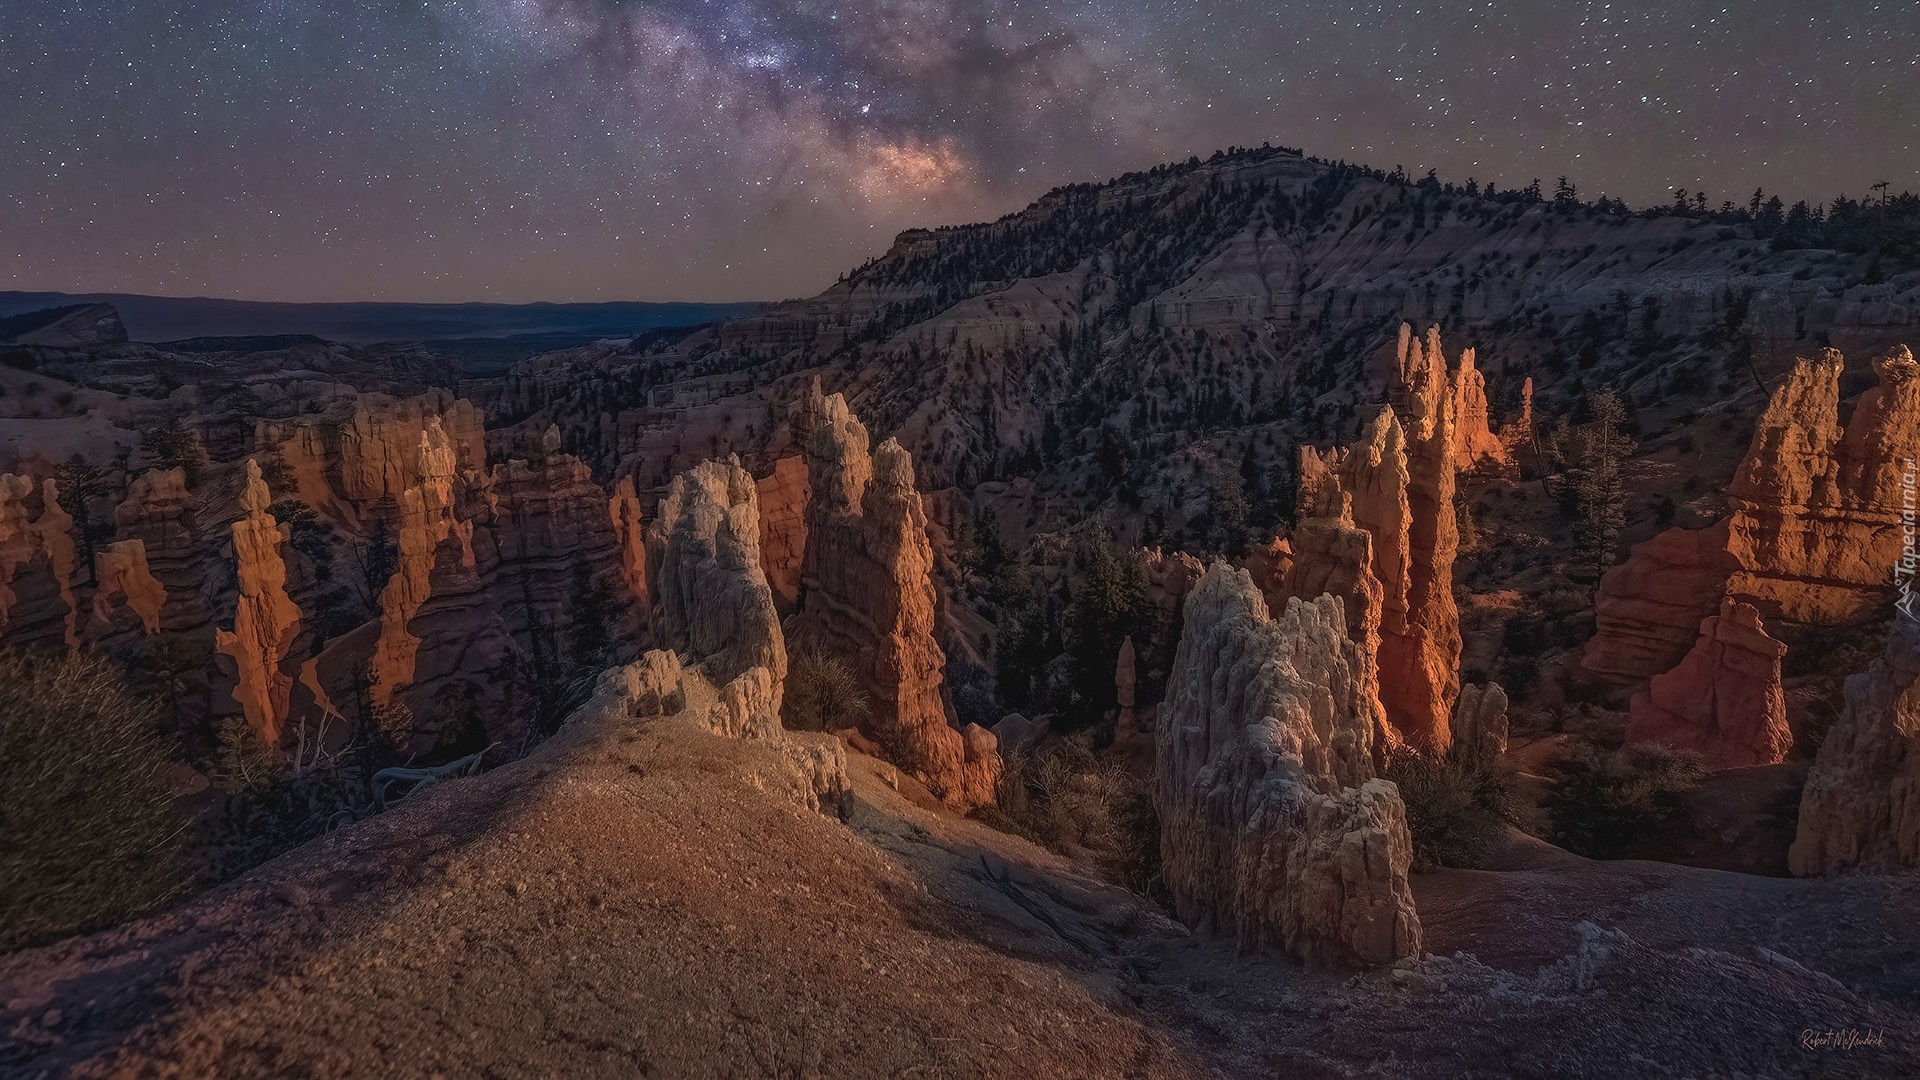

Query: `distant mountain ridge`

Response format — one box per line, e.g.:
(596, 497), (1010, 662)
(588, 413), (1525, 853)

(0, 291), (762, 345)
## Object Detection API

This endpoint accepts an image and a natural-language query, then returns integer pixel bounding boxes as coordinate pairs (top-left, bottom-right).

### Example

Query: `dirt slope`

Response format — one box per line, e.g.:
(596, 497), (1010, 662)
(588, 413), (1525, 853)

(4, 698), (1917, 1078)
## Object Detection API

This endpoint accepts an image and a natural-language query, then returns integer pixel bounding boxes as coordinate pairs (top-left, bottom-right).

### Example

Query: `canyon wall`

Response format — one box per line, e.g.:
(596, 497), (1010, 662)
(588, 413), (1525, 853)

(1155, 564), (1420, 968)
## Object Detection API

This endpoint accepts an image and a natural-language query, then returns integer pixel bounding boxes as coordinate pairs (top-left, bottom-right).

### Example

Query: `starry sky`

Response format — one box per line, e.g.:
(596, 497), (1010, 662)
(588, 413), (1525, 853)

(4, 1), (1914, 304)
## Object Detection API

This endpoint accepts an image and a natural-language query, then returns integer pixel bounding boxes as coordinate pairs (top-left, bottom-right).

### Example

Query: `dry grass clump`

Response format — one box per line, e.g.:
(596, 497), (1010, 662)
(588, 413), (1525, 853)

(0, 650), (188, 951)
(981, 738), (1161, 896)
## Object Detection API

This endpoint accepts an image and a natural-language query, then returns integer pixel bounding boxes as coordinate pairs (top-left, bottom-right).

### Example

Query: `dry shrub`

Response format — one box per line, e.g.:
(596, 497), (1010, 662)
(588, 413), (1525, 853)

(1545, 742), (1706, 859)
(1386, 742), (1520, 871)
(983, 738), (1161, 896)
(780, 648), (870, 733)
(0, 650), (188, 951)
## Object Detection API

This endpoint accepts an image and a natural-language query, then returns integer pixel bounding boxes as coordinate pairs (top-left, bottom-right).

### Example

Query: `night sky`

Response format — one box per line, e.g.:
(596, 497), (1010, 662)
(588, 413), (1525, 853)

(4, 1), (1914, 304)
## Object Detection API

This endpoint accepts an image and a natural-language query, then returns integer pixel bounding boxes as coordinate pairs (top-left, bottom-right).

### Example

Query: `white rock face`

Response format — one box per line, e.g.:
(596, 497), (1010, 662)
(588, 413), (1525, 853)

(637, 457), (848, 814)
(1789, 615), (1920, 876)
(1154, 564), (1421, 968)
(646, 457), (787, 693)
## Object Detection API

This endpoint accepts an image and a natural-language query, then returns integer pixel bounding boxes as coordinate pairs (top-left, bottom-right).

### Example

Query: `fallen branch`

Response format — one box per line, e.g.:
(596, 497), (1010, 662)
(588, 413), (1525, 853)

(372, 744), (495, 810)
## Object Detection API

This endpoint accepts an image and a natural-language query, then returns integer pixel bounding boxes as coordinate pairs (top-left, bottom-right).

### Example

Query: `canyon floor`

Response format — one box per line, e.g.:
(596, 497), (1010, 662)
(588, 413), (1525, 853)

(3, 696), (1915, 1080)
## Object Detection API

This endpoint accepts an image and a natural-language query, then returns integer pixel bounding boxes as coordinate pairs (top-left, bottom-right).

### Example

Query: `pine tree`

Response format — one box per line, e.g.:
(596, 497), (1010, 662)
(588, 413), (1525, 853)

(1568, 388), (1635, 590)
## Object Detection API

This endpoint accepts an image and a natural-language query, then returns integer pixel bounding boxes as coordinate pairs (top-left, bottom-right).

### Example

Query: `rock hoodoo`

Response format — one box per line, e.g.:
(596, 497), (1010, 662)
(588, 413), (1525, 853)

(1154, 564), (1420, 969)
(0, 474), (79, 648)
(1452, 682), (1510, 761)
(214, 461), (303, 747)
(1789, 613), (1920, 876)
(648, 457), (788, 698)
(1267, 325), (1465, 754)
(90, 539), (167, 637)
(641, 456), (849, 812)
(112, 467), (210, 637)
(787, 384), (999, 810)
(1626, 598), (1791, 770)
(1449, 344), (1510, 471)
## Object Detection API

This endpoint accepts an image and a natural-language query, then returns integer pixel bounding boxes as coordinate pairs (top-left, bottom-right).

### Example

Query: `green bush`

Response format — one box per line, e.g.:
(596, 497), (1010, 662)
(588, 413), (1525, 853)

(1545, 743), (1705, 859)
(0, 651), (188, 951)
(1386, 743), (1519, 871)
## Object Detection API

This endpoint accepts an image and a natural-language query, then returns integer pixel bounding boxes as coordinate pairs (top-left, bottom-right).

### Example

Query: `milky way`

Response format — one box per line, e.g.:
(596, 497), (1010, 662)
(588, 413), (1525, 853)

(3, 0), (1914, 303)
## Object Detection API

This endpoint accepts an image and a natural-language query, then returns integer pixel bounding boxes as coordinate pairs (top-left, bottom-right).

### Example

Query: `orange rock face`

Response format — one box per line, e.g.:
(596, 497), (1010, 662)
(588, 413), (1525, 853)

(112, 467), (210, 636)
(1726, 345), (1920, 625)
(1385, 326), (1464, 754)
(788, 384), (999, 809)
(0, 475), (79, 648)
(91, 539), (167, 636)
(754, 454), (810, 610)
(1449, 345), (1510, 471)
(214, 461), (304, 747)
(370, 418), (472, 703)
(1626, 598), (1792, 770)
(608, 475), (650, 610)
(1588, 345), (1920, 678)
(1585, 521), (1739, 679)
(1270, 325), (1464, 754)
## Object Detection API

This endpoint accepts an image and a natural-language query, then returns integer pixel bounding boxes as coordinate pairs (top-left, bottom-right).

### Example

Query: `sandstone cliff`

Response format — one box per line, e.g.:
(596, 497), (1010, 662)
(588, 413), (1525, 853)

(787, 384), (999, 809)
(1788, 614), (1920, 876)
(1155, 564), (1419, 968)
(213, 461), (303, 747)
(1589, 345), (1920, 678)
(1626, 598), (1792, 770)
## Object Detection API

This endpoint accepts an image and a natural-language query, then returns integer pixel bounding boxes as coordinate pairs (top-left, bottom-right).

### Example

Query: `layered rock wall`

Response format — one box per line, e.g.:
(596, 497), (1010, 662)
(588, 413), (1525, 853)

(1154, 564), (1420, 968)
(1589, 345), (1920, 678)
